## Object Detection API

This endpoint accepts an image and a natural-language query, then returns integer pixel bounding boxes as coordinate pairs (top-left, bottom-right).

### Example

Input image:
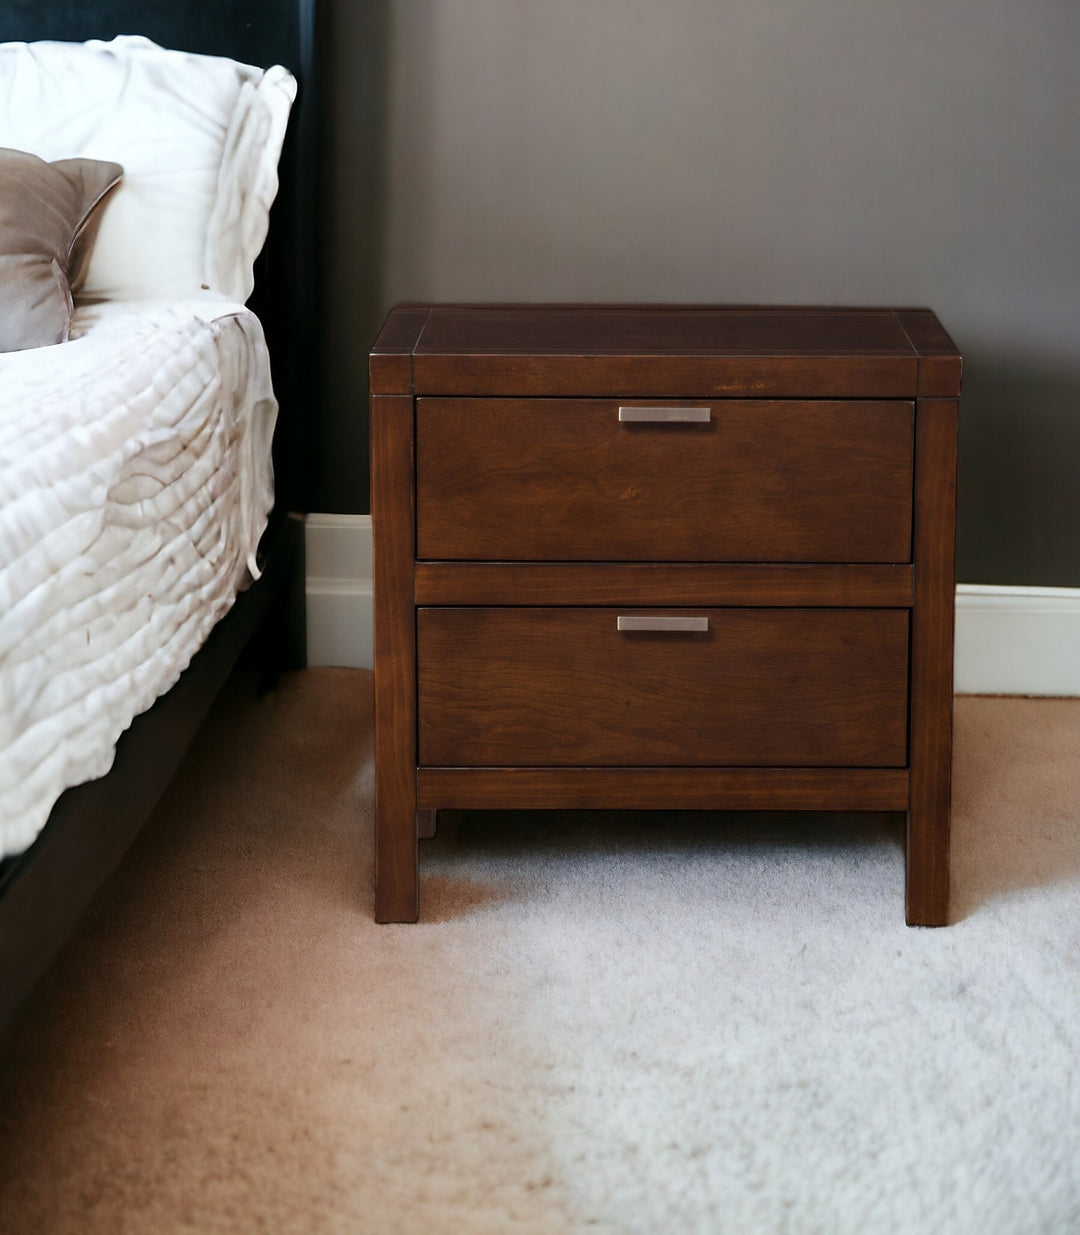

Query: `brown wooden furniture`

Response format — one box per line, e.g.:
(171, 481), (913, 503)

(371, 305), (960, 926)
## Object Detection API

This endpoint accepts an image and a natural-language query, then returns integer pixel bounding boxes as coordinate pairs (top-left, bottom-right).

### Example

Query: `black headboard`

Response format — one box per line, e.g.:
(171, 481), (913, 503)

(0, 0), (319, 514)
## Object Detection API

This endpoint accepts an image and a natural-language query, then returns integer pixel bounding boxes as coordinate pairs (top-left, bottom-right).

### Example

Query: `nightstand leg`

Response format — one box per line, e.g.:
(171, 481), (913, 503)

(372, 393), (419, 922)
(906, 397), (958, 927)
(906, 803), (949, 926)
(375, 798), (418, 922)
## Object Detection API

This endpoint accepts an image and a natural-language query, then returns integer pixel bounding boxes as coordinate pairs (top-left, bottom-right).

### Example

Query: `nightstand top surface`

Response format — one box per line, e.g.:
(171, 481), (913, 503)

(370, 304), (961, 399)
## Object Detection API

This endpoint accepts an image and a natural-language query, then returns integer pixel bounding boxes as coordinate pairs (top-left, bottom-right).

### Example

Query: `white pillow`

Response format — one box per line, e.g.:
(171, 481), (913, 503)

(0, 35), (296, 302)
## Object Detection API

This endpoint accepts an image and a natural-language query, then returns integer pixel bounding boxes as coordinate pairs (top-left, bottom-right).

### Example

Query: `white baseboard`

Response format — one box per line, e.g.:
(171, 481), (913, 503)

(305, 514), (373, 669)
(303, 517), (1080, 696)
(954, 584), (1080, 697)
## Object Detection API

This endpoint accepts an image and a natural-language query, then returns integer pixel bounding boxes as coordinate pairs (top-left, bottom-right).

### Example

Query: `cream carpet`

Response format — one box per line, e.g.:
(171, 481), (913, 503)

(0, 670), (1078, 1234)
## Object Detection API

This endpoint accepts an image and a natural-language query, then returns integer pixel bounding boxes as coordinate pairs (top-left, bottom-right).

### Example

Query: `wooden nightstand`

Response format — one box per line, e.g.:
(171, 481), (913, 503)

(370, 305), (960, 925)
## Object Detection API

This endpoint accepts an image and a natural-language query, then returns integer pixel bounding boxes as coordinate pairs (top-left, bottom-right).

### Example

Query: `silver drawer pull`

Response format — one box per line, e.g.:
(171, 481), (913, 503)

(618, 406), (711, 423)
(616, 616), (710, 633)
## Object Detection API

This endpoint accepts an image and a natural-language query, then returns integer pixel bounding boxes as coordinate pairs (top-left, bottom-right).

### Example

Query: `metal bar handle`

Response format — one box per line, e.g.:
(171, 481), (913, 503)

(616, 616), (710, 633)
(618, 406), (711, 423)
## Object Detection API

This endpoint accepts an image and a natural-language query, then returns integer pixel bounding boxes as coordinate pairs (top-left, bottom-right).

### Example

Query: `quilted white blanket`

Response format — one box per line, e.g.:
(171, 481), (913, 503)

(0, 297), (276, 859)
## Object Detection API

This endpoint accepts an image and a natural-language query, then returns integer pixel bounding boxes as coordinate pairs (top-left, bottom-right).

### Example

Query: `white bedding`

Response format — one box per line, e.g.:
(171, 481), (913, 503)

(0, 296), (277, 859)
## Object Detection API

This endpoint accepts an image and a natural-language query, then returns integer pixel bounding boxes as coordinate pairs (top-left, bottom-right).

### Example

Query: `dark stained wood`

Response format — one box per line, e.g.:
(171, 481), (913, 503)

(413, 354), (915, 399)
(418, 607), (910, 768)
(416, 809), (438, 839)
(417, 399), (914, 563)
(415, 562), (914, 607)
(371, 394), (418, 922)
(418, 306), (919, 355)
(894, 310), (964, 398)
(372, 304), (431, 352)
(411, 306), (920, 397)
(906, 398), (959, 926)
(369, 306), (429, 394)
(417, 767), (910, 811)
(371, 303), (960, 924)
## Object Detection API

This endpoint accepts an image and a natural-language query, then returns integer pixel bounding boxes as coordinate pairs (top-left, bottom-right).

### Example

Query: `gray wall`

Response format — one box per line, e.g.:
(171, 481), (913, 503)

(324, 0), (1080, 586)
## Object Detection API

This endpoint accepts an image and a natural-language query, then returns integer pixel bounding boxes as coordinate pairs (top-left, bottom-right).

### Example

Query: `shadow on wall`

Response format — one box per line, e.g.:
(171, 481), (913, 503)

(318, 0), (392, 514)
(958, 351), (1080, 588)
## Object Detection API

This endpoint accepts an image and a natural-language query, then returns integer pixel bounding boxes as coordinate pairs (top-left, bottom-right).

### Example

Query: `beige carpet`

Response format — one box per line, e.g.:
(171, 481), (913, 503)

(1, 670), (1078, 1233)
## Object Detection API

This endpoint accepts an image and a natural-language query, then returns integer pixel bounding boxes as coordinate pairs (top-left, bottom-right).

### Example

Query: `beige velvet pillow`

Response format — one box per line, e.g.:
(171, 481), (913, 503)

(0, 148), (123, 353)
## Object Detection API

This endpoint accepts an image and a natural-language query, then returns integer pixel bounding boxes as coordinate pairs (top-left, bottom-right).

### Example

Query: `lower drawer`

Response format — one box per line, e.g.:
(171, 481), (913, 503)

(417, 607), (909, 768)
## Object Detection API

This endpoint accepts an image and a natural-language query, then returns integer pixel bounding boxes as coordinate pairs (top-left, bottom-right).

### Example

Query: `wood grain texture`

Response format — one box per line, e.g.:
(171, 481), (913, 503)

(411, 306), (920, 397)
(371, 304), (963, 400)
(417, 767), (910, 811)
(415, 563), (914, 607)
(412, 354), (916, 399)
(418, 607), (910, 768)
(906, 398), (959, 925)
(417, 399), (914, 563)
(371, 394), (418, 922)
(370, 303), (959, 924)
(417, 306), (919, 356)
(369, 306), (428, 394)
(894, 310), (963, 398)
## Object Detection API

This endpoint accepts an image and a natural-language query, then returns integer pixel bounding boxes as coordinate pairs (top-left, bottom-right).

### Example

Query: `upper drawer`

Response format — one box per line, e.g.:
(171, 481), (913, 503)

(416, 398), (914, 563)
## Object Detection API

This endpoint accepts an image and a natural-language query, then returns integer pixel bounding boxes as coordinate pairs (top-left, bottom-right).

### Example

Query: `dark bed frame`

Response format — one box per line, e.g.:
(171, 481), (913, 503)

(0, 0), (319, 1027)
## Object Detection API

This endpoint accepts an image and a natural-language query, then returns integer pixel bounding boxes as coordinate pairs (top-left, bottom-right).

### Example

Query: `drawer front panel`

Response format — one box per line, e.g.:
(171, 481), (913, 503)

(418, 607), (910, 768)
(416, 399), (914, 563)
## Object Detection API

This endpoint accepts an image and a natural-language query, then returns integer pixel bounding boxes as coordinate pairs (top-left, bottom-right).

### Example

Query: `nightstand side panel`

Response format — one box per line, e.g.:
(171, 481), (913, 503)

(371, 393), (419, 922)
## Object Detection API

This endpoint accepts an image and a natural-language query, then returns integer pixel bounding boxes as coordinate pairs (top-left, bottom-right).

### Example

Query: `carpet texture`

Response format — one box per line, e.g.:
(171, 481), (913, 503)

(0, 670), (1078, 1233)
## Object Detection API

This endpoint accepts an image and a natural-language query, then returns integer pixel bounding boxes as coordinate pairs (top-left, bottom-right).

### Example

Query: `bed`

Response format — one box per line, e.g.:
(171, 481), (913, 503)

(0, 0), (318, 1027)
